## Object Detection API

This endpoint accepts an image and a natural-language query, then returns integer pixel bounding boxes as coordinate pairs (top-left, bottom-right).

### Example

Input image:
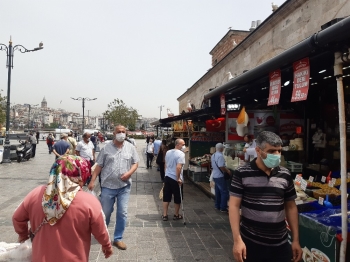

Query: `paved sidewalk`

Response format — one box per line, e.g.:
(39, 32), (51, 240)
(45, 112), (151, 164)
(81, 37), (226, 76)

(0, 139), (234, 261)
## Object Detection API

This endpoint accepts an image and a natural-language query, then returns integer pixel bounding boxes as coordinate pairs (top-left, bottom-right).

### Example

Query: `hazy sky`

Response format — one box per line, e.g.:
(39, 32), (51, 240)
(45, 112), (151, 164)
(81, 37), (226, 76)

(0, 0), (286, 118)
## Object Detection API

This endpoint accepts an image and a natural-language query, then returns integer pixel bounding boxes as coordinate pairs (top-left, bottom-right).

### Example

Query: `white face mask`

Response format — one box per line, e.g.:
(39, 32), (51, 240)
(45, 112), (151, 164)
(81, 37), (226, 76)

(115, 133), (126, 142)
(181, 145), (186, 151)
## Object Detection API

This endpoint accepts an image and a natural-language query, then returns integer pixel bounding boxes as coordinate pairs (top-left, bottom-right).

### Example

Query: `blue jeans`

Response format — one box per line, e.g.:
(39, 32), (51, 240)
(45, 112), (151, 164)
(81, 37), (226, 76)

(100, 185), (131, 242)
(213, 177), (229, 210)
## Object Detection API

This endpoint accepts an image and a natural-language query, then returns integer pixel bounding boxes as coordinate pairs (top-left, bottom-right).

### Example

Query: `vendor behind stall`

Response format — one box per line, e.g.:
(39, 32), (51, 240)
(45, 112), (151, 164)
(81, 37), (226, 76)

(242, 134), (257, 162)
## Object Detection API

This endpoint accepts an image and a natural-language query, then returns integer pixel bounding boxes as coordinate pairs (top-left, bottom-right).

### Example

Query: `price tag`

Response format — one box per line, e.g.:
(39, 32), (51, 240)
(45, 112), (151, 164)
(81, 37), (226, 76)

(308, 176), (314, 182)
(295, 175), (302, 183)
(318, 197), (324, 205)
(321, 176), (326, 183)
(301, 179), (307, 191)
(295, 200), (303, 205)
(328, 180), (334, 187)
(331, 178), (337, 185)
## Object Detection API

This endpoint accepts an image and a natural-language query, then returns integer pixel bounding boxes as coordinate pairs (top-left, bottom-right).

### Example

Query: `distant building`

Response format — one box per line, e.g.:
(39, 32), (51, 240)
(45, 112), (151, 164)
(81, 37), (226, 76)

(41, 97), (47, 108)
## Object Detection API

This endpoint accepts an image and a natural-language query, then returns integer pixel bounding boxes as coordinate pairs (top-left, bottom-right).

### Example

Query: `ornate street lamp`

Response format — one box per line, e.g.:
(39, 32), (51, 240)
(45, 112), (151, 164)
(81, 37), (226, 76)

(0, 37), (43, 163)
(71, 97), (97, 132)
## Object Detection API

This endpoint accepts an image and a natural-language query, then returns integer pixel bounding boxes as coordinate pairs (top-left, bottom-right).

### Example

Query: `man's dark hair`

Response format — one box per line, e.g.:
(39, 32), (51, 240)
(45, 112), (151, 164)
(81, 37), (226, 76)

(255, 131), (282, 150)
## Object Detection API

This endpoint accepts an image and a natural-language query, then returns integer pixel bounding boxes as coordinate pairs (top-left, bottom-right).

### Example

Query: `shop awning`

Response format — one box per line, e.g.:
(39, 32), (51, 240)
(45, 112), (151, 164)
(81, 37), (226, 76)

(204, 16), (350, 100)
(159, 107), (215, 124)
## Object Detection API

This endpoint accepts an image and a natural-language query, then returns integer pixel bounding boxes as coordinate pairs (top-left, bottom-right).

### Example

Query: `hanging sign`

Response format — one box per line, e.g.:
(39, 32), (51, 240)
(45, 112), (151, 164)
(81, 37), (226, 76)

(220, 94), (226, 115)
(291, 57), (310, 102)
(267, 69), (281, 106)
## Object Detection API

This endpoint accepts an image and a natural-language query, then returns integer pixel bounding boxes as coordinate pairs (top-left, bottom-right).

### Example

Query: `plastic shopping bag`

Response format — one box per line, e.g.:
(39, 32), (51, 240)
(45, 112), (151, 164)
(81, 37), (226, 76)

(209, 172), (215, 188)
(0, 239), (32, 262)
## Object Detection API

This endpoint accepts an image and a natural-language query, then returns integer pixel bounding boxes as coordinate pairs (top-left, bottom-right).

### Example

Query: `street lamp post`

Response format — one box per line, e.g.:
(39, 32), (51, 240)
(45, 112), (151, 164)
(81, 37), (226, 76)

(0, 37), (43, 163)
(71, 97), (97, 132)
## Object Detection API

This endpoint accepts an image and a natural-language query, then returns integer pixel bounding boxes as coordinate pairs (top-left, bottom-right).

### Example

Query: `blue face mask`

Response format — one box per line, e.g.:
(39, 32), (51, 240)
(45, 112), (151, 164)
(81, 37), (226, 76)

(261, 151), (281, 168)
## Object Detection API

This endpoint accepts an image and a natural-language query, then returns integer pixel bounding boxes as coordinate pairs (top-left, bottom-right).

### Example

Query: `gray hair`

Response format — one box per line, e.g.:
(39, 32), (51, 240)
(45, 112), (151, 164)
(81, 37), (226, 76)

(175, 138), (183, 146)
(255, 131), (282, 149)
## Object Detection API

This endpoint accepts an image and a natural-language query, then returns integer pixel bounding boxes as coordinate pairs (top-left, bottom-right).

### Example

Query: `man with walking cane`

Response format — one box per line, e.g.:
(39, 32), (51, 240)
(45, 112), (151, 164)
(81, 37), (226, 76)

(161, 139), (186, 221)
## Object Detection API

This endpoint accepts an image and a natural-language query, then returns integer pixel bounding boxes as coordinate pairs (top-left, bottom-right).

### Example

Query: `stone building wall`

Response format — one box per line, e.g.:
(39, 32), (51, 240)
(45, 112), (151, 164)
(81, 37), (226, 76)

(178, 0), (350, 113)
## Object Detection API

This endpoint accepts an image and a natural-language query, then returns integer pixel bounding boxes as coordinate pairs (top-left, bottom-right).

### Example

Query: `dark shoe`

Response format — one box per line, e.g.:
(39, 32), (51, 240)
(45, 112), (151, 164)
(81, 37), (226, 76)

(220, 209), (229, 213)
(162, 215), (168, 221)
(173, 214), (183, 220)
(146, 167), (149, 169)
(113, 241), (127, 250)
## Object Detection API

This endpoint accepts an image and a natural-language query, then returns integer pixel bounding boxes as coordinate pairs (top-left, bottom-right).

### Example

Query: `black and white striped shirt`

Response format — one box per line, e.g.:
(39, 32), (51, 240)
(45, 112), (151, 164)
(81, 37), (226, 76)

(230, 159), (296, 246)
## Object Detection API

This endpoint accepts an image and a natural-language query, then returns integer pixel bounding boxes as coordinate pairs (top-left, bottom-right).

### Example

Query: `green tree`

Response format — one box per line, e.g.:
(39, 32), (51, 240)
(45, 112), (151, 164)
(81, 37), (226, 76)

(49, 122), (60, 128)
(0, 91), (6, 129)
(105, 99), (139, 130)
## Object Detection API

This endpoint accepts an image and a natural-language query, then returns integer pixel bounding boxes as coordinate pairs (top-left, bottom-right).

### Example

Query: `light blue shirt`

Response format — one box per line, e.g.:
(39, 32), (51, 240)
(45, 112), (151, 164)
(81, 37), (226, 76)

(165, 149), (185, 181)
(153, 139), (161, 154)
(211, 151), (225, 178)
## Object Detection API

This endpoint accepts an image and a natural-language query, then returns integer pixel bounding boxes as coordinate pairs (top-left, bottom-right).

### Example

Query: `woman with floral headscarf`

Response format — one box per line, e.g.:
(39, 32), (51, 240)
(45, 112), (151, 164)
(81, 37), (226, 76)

(12, 155), (113, 262)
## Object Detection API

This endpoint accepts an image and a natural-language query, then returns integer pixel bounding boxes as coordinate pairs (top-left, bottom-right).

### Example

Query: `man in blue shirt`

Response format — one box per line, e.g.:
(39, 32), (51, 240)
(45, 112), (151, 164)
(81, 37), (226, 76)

(152, 137), (162, 169)
(211, 143), (231, 213)
(52, 133), (70, 159)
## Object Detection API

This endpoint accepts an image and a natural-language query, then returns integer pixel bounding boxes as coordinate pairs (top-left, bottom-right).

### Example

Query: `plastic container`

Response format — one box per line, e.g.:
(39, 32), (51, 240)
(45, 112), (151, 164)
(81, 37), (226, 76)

(287, 161), (303, 172)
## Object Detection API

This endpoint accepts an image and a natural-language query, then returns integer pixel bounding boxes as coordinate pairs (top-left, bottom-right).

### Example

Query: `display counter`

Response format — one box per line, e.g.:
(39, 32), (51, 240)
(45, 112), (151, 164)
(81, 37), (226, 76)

(296, 201), (350, 262)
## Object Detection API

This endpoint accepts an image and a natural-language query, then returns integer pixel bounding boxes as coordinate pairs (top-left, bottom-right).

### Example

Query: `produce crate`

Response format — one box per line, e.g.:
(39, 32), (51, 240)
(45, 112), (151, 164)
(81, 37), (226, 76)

(287, 161), (303, 172)
(189, 170), (209, 182)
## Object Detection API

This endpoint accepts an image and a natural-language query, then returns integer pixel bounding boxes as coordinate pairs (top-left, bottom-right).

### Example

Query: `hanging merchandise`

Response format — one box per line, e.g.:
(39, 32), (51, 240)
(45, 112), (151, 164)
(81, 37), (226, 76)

(268, 69), (281, 106)
(236, 106), (249, 137)
(291, 57), (310, 102)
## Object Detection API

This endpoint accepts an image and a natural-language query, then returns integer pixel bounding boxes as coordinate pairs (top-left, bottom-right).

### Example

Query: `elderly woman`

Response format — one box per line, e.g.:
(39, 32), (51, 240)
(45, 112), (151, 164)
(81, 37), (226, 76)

(12, 155), (113, 261)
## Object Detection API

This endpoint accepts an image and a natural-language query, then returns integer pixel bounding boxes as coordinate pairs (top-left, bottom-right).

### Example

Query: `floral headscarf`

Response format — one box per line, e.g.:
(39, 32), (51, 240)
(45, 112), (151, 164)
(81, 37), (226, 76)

(42, 155), (91, 225)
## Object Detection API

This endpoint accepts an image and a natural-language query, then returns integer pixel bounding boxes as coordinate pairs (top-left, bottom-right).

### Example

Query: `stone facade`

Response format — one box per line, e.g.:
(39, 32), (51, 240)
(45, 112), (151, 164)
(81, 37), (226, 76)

(210, 30), (250, 67)
(177, 0), (350, 113)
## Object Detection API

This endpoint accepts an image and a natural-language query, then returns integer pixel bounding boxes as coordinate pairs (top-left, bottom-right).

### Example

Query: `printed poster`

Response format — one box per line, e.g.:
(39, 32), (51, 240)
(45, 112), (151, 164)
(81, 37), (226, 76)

(291, 58), (310, 102)
(268, 69), (281, 106)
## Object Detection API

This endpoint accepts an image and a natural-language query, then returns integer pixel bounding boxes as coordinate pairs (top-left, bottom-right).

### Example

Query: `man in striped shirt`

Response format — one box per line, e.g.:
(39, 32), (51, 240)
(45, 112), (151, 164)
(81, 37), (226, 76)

(229, 131), (302, 262)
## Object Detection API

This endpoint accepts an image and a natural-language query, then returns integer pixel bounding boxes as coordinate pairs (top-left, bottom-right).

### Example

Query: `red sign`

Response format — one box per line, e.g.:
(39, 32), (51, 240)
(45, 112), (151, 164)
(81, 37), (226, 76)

(220, 94), (225, 115)
(267, 69), (281, 106)
(291, 57), (310, 102)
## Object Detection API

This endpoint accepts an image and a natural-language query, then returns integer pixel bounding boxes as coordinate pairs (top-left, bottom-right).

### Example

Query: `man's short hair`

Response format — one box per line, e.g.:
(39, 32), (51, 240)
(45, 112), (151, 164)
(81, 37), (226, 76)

(60, 133), (68, 139)
(175, 138), (183, 146)
(83, 132), (90, 138)
(215, 143), (224, 149)
(255, 131), (282, 149)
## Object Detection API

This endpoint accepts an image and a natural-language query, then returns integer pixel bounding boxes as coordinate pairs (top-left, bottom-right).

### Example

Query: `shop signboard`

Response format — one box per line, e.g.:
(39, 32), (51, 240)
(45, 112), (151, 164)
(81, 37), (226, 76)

(227, 111), (304, 141)
(220, 94), (226, 115)
(267, 69), (281, 106)
(291, 57), (310, 102)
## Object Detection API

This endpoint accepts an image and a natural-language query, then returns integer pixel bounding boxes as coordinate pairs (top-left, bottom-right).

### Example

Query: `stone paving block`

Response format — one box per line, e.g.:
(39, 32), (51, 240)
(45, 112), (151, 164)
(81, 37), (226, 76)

(0, 141), (234, 261)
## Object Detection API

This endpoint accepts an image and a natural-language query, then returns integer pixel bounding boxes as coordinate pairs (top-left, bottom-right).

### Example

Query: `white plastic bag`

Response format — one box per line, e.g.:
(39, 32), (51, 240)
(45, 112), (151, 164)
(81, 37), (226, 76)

(0, 239), (32, 262)
(209, 172), (215, 188)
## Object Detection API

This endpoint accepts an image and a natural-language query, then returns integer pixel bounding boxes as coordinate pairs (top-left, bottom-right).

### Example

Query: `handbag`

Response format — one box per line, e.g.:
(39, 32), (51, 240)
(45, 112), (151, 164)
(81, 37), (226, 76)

(213, 153), (231, 180)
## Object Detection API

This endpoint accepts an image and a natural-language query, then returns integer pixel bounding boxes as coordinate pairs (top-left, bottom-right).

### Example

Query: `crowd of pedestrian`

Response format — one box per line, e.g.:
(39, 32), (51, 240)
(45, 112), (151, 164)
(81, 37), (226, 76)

(9, 129), (303, 262)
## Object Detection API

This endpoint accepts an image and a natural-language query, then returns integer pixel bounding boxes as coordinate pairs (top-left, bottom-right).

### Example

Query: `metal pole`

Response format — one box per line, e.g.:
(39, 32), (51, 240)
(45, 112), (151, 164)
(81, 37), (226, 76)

(2, 40), (13, 163)
(335, 51), (347, 262)
(27, 105), (31, 130)
(82, 98), (85, 132)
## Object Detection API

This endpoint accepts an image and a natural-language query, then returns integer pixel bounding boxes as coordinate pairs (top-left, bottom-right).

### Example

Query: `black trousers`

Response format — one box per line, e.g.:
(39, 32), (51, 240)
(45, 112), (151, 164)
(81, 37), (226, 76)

(242, 236), (292, 262)
(146, 153), (153, 168)
(31, 144), (37, 157)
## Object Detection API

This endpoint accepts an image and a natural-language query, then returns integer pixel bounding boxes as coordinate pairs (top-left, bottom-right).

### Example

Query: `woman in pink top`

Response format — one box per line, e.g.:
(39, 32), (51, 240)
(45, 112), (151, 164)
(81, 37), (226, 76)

(12, 155), (113, 262)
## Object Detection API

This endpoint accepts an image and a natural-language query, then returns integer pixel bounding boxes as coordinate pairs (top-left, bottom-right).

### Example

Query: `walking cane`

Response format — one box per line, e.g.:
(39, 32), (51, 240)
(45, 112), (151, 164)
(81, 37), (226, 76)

(179, 185), (186, 225)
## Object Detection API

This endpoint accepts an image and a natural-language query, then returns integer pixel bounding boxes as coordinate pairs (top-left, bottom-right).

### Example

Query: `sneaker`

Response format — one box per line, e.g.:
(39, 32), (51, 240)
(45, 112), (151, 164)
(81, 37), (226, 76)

(220, 209), (229, 213)
(113, 241), (127, 250)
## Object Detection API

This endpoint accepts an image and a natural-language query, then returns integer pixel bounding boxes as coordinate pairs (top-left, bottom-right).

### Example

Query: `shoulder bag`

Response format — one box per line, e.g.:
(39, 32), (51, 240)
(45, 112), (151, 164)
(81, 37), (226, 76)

(213, 153), (231, 180)
(29, 218), (47, 242)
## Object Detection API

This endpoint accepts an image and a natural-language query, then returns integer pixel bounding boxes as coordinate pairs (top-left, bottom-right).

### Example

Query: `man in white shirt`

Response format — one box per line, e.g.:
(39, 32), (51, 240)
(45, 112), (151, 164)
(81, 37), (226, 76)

(76, 132), (95, 165)
(243, 134), (257, 162)
(162, 139), (186, 221)
(146, 139), (154, 169)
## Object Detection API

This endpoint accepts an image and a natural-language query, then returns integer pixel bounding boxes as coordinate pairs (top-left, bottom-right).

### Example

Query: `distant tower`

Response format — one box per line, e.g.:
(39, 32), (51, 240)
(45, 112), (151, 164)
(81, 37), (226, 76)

(41, 97), (47, 108)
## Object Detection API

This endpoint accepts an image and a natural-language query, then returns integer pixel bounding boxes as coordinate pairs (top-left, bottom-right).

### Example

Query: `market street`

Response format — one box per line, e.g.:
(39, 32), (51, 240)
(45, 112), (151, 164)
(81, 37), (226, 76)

(0, 139), (234, 261)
